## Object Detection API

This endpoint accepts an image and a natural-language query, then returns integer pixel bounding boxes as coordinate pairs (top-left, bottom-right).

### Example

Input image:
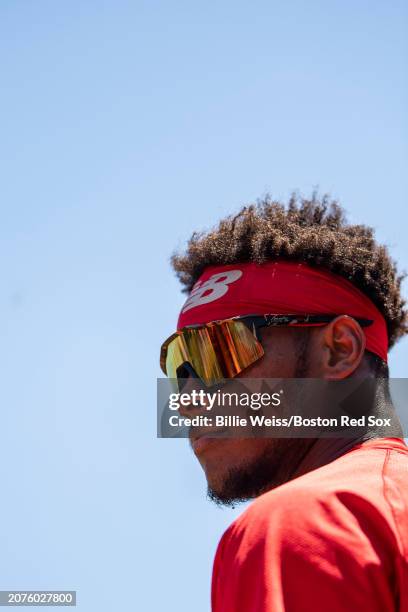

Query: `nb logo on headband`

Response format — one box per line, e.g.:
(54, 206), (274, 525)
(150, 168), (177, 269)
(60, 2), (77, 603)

(181, 270), (243, 313)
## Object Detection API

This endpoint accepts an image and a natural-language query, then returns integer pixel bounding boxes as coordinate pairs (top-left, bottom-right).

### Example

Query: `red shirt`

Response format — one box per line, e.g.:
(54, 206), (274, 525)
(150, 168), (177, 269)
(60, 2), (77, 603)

(211, 438), (408, 611)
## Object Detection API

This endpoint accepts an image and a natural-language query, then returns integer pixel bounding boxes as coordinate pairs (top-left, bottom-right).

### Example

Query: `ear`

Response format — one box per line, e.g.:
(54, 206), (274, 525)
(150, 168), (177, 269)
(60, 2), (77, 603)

(320, 315), (366, 379)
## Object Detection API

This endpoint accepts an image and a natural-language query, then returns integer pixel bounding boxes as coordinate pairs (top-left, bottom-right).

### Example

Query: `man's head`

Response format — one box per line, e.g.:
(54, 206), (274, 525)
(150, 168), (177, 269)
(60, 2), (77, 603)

(168, 195), (407, 505)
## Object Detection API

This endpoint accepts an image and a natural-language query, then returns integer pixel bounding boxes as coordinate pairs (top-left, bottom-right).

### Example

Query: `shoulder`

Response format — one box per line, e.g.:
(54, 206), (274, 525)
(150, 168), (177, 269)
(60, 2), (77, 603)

(222, 444), (407, 559)
(212, 444), (408, 610)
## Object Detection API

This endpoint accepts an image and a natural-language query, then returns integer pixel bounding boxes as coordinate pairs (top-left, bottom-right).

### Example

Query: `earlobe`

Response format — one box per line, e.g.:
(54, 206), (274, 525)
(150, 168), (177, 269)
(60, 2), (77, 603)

(321, 316), (366, 379)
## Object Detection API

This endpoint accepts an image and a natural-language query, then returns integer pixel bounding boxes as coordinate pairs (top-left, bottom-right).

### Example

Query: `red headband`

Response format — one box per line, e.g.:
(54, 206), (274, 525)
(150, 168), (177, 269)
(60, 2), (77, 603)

(177, 261), (388, 362)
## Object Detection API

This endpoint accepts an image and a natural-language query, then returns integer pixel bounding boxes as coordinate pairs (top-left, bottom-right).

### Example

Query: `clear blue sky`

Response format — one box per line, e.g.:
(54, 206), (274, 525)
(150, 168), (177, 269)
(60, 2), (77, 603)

(0, 1), (407, 610)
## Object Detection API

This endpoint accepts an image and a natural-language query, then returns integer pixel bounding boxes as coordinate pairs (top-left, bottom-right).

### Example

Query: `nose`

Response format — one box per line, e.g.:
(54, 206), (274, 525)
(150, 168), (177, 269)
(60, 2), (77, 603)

(176, 363), (198, 391)
(177, 373), (209, 418)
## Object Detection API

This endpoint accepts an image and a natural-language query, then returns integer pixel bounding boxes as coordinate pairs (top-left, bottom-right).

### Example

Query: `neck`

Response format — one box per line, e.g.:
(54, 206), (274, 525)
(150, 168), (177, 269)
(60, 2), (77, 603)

(290, 390), (403, 481)
(292, 436), (371, 479)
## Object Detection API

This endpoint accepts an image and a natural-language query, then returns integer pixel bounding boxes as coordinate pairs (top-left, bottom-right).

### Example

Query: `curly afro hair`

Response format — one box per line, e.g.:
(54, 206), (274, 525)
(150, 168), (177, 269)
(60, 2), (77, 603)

(171, 194), (407, 349)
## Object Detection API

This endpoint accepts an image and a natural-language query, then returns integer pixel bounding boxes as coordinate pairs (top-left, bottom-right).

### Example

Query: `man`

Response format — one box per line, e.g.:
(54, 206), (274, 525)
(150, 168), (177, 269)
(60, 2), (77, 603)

(160, 196), (408, 611)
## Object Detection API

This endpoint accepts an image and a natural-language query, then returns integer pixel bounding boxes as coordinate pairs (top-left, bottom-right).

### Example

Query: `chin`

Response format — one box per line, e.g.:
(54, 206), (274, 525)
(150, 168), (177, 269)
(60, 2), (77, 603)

(203, 458), (260, 506)
(202, 438), (293, 506)
(205, 468), (231, 497)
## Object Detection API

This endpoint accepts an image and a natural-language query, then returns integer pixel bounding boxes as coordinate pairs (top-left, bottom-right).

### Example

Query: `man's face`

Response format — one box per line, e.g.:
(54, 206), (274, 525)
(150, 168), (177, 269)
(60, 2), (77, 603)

(183, 326), (319, 506)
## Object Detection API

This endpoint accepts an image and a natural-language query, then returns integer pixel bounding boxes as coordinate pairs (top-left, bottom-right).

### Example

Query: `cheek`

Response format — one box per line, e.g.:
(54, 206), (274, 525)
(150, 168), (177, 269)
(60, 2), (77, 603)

(242, 344), (298, 378)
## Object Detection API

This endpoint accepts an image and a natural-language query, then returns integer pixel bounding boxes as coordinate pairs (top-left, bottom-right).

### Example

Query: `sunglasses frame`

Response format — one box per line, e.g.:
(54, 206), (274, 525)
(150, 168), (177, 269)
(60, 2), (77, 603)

(160, 313), (374, 377)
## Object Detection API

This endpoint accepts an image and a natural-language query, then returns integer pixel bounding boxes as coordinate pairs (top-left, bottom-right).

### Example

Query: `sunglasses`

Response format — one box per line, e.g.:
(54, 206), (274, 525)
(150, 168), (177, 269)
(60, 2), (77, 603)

(160, 314), (373, 388)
